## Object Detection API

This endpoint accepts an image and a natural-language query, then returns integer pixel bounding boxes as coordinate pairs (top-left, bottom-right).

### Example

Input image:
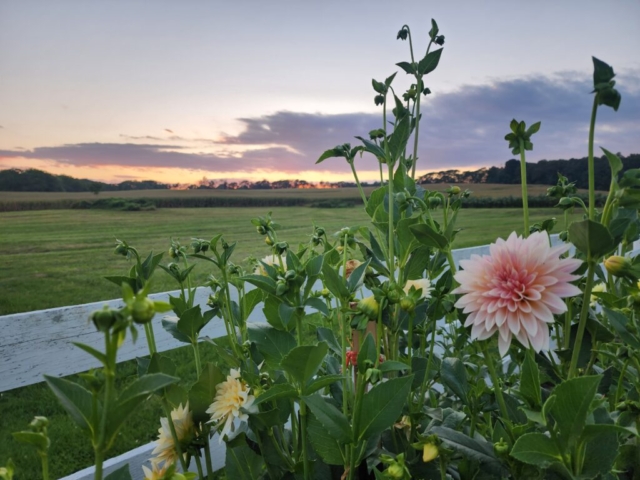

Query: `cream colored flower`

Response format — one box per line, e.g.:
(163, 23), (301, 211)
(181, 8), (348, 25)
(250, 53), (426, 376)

(345, 259), (362, 278)
(207, 369), (256, 442)
(404, 278), (433, 300)
(151, 402), (194, 466)
(590, 283), (606, 306)
(254, 254), (286, 275)
(142, 462), (170, 480)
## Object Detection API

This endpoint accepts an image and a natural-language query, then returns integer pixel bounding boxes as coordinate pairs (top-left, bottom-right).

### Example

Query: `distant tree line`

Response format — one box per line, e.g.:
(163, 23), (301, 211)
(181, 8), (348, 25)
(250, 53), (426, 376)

(419, 153), (640, 190)
(1, 153), (638, 192)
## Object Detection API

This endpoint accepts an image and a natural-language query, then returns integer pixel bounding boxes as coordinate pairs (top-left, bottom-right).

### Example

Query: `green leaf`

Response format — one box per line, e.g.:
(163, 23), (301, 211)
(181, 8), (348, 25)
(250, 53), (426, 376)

(549, 375), (602, 449)
(581, 429), (619, 478)
(240, 274), (278, 296)
(593, 57), (615, 85)
(162, 317), (191, 344)
(355, 137), (387, 162)
(322, 261), (350, 299)
(307, 413), (345, 465)
(431, 426), (507, 476)
(316, 148), (340, 164)
(317, 327), (341, 355)
(281, 343), (329, 386)
(520, 352), (542, 408)
(11, 432), (49, 451)
(347, 259), (371, 293)
(241, 288), (264, 321)
(440, 357), (469, 404)
(248, 324), (297, 366)
(568, 219), (615, 258)
(388, 114), (411, 163)
(305, 297), (329, 317)
(225, 437), (265, 479)
(303, 394), (353, 443)
(176, 306), (208, 343)
(254, 383), (298, 406)
(304, 374), (343, 395)
(358, 375), (413, 440)
(418, 48), (443, 76)
(378, 360), (409, 373)
(44, 376), (94, 434)
(117, 373), (178, 406)
(72, 342), (107, 365)
(189, 363), (225, 425)
(104, 464), (133, 480)
(396, 61), (416, 75)
(356, 333), (377, 374)
(305, 253), (324, 277)
(602, 147), (622, 177)
(429, 18), (439, 39)
(410, 223), (448, 250)
(510, 433), (565, 468)
(603, 306), (640, 349)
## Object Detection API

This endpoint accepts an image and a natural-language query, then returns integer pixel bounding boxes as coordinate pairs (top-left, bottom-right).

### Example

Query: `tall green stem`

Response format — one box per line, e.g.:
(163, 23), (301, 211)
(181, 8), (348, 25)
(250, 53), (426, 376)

(300, 401), (310, 480)
(192, 341), (202, 377)
(143, 322), (157, 356)
(350, 162), (368, 208)
(93, 450), (103, 480)
(40, 454), (49, 480)
(587, 95), (599, 220)
(480, 342), (513, 435)
(387, 162), (395, 283)
(519, 140), (530, 236)
(194, 453), (205, 479)
(568, 262), (596, 378)
(204, 435), (214, 479)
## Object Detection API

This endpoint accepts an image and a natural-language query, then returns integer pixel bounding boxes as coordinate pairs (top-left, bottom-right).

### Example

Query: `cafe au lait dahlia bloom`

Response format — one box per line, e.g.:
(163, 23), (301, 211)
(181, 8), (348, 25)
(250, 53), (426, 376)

(207, 369), (256, 442)
(403, 278), (433, 300)
(452, 231), (582, 356)
(151, 402), (194, 466)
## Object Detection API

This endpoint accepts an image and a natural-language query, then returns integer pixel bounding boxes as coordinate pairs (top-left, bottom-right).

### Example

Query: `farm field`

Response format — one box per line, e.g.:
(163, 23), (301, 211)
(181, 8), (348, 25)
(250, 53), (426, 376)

(0, 183), (567, 203)
(0, 205), (582, 315)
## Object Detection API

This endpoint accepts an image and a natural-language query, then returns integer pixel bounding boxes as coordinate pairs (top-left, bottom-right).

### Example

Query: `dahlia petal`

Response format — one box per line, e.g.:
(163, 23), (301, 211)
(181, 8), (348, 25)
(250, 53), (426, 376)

(520, 311), (538, 337)
(507, 313), (520, 334)
(542, 292), (568, 314)
(498, 331), (512, 357)
(549, 283), (582, 298)
(495, 307), (507, 327)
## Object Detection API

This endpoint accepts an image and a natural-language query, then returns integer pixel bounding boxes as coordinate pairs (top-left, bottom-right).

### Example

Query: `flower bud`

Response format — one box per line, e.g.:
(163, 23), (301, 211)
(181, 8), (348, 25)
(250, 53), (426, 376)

(358, 296), (380, 320)
(386, 463), (404, 479)
(91, 306), (118, 332)
(494, 438), (509, 455)
(131, 297), (155, 324)
(265, 236), (274, 246)
(387, 289), (401, 305)
(559, 230), (568, 242)
(427, 196), (441, 209)
(256, 225), (267, 235)
(449, 186), (461, 195)
(604, 255), (632, 277)
(400, 296), (416, 313)
(315, 227), (325, 237)
(422, 442), (439, 463)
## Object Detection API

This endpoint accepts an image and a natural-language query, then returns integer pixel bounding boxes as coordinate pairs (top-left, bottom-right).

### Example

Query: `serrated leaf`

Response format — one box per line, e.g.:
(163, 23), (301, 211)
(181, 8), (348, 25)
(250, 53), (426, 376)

(303, 394), (352, 443)
(520, 351), (542, 408)
(304, 374), (343, 395)
(254, 383), (298, 406)
(358, 375), (413, 440)
(410, 223), (448, 250)
(322, 262), (349, 299)
(225, 437), (265, 479)
(440, 357), (469, 404)
(44, 376), (94, 434)
(568, 219), (614, 258)
(281, 343), (329, 386)
(307, 413), (345, 465)
(240, 274), (278, 296)
(510, 433), (564, 468)
(247, 324), (297, 366)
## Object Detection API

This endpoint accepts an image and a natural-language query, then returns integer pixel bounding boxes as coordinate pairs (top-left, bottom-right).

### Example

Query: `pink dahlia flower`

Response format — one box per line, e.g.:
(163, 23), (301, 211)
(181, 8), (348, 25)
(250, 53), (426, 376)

(452, 231), (582, 356)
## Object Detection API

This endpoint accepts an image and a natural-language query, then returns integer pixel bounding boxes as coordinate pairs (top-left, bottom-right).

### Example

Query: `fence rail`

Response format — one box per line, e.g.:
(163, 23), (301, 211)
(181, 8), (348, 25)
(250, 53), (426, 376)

(1, 235), (606, 479)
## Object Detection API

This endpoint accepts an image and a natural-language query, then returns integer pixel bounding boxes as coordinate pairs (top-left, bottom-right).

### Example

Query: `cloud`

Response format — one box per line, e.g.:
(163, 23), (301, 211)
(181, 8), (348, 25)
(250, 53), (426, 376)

(165, 129), (174, 134)
(2, 72), (638, 178)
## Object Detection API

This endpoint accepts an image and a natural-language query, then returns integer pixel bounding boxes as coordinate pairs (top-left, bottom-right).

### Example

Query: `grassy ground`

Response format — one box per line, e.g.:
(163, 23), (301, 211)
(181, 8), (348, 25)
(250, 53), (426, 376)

(0, 205), (582, 478)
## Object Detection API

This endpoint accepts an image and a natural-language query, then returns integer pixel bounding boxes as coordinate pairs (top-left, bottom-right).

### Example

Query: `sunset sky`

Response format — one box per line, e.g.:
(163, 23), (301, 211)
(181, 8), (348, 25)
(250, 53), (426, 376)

(1, 1), (639, 185)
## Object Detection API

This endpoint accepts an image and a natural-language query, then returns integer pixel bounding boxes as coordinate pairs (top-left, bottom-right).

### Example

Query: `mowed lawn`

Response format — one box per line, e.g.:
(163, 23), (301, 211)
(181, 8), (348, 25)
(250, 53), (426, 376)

(0, 206), (582, 315)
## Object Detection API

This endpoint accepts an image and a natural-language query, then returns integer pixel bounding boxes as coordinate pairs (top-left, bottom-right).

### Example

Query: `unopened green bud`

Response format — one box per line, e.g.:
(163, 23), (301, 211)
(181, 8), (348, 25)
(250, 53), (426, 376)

(422, 442), (439, 462)
(400, 296), (416, 313)
(131, 297), (155, 324)
(256, 225), (267, 235)
(427, 196), (441, 208)
(450, 186), (461, 195)
(91, 306), (118, 332)
(386, 463), (404, 479)
(265, 236), (274, 246)
(494, 438), (509, 455)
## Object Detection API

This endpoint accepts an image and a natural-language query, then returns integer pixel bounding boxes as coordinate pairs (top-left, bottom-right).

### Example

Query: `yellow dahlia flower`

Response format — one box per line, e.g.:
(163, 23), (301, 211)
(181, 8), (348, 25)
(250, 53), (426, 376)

(207, 369), (256, 442)
(151, 402), (194, 466)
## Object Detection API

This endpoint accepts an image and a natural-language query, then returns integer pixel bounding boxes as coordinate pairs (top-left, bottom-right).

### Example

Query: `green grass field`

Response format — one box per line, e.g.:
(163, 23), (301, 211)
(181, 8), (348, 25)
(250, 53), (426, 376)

(0, 204), (582, 478)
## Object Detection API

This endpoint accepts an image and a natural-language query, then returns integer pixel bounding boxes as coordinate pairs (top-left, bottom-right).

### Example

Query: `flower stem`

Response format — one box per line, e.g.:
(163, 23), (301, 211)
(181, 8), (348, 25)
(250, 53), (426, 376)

(388, 162), (395, 283)
(192, 340), (202, 378)
(194, 452), (205, 479)
(587, 95), (599, 220)
(480, 342), (513, 435)
(568, 261), (596, 378)
(519, 140), (530, 236)
(143, 322), (157, 355)
(93, 450), (103, 480)
(40, 453), (49, 480)
(300, 400), (310, 480)
(350, 161), (368, 208)
(204, 435), (214, 479)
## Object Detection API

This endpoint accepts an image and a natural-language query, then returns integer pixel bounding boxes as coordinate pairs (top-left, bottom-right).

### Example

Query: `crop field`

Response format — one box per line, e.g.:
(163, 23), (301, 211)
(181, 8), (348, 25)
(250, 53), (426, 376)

(0, 183), (560, 203)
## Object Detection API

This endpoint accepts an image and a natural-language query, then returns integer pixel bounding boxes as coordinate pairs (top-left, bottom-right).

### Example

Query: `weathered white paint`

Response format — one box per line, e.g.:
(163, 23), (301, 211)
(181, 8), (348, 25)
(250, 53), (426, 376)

(62, 433), (226, 480)
(0, 287), (267, 392)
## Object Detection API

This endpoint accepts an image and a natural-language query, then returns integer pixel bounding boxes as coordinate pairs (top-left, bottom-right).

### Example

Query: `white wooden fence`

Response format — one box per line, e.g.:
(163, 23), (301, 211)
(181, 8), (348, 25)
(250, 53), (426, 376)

(0, 235), (606, 479)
